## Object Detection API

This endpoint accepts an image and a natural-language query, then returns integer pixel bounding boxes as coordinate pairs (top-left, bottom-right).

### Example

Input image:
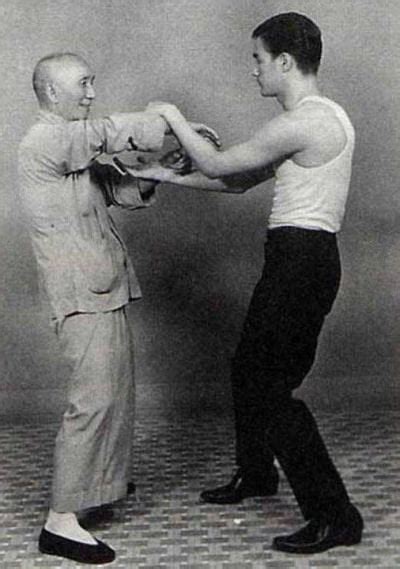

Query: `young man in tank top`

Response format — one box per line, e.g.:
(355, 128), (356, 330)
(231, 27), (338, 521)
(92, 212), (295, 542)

(124, 12), (363, 554)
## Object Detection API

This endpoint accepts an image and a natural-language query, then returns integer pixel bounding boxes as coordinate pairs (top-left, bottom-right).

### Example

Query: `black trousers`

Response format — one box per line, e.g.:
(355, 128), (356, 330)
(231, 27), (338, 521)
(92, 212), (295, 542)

(232, 227), (350, 520)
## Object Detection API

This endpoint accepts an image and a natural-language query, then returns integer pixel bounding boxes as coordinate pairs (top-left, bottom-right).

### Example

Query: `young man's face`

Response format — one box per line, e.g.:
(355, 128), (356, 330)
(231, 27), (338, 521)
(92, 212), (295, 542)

(252, 37), (281, 97)
(51, 58), (96, 121)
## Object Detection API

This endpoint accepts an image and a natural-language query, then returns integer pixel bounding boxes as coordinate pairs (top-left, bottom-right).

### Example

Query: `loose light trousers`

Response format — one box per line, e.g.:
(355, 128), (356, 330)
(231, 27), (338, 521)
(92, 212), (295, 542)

(51, 307), (134, 512)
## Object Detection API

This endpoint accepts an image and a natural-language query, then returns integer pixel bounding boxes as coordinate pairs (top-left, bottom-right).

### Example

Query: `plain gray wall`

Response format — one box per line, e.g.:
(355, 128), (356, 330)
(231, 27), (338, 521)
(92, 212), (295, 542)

(1, 0), (400, 421)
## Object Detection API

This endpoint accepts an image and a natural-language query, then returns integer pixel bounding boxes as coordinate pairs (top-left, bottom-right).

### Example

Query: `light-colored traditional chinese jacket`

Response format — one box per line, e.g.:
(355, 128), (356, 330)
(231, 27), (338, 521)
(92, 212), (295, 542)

(18, 110), (166, 322)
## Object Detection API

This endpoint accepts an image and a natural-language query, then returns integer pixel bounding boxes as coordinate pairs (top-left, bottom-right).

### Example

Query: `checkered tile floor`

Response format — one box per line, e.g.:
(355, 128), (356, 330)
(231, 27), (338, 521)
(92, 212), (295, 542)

(0, 409), (400, 568)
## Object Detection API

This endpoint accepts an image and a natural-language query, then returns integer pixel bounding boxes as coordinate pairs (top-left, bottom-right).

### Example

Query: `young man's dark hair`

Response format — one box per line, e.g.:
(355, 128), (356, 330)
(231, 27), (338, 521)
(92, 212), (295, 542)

(252, 12), (322, 75)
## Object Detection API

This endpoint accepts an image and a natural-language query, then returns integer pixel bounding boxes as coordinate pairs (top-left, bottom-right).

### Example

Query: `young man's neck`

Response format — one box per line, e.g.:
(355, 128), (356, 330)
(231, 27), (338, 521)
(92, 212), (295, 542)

(277, 74), (320, 111)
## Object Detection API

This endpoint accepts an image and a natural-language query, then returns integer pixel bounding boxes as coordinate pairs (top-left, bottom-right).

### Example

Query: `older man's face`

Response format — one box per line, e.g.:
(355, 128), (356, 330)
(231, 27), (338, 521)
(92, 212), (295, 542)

(51, 58), (96, 121)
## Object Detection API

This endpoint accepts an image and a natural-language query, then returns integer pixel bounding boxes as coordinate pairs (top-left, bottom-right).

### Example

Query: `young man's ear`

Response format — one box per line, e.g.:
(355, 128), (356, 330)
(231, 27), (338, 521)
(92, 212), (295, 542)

(279, 52), (294, 73)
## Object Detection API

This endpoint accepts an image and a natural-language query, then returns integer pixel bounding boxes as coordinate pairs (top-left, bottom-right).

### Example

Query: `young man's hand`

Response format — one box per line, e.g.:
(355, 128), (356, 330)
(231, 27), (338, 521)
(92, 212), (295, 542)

(146, 101), (221, 148)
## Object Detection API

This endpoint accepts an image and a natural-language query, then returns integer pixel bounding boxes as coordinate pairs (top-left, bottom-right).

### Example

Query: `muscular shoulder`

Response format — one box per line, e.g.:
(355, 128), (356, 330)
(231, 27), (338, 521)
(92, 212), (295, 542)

(226, 98), (349, 171)
(286, 100), (349, 166)
(252, 102), (339, 151)
(251, 110), (309, 159)
(295, 99), (346, 132)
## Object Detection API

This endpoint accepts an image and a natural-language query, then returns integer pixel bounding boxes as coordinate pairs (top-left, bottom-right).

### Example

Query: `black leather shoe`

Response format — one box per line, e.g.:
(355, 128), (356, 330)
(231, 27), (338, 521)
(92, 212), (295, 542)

(200, 467), (279, 504)
(272, 503), (363, 554)
(38, 528), (115, 564)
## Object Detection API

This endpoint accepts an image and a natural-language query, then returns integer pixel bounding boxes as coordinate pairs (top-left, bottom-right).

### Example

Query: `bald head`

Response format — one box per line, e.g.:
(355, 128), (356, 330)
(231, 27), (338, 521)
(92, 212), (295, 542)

(32, 53), (95, 120)
(33, 53), (86, 104)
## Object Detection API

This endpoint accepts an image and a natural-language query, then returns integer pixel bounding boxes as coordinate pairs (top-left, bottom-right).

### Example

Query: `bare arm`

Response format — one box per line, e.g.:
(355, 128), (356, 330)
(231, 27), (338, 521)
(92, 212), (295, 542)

(146, 102), (306, 178)
(121, 161), (274, 194)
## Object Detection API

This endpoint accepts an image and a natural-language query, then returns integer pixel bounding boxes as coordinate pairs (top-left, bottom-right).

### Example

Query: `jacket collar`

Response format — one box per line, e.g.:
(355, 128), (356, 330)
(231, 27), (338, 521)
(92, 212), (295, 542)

(37, 110), (68, 125)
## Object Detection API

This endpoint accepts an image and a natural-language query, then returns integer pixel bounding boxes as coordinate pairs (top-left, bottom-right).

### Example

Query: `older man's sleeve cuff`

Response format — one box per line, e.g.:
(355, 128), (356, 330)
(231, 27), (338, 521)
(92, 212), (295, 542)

(111, 112), (167, 153)
(112, 179), (156, 209)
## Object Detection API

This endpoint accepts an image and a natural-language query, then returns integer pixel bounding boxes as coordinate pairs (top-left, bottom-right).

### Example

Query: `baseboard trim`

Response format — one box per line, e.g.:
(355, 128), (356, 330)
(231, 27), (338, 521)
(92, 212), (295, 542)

(1, 376), (399, 424)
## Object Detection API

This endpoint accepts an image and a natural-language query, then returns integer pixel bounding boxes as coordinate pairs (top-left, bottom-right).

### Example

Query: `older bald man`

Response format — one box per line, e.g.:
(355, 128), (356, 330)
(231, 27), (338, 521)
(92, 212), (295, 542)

(18, 52), (171, 564)
(18, 52), (218, 564)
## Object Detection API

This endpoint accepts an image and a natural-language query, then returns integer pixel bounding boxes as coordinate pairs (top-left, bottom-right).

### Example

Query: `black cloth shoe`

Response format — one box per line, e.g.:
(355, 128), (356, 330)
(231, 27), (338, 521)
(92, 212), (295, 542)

(79, 505), (114, 529)
(38, 528), (115, 564)
(79, 482), (135, 529)
(272, 503), (363, 554)
(200, 467), (279, 504)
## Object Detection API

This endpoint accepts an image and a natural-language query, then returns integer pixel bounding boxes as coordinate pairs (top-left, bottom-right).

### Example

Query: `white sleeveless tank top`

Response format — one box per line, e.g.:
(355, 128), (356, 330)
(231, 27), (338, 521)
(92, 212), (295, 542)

(268, 95), (355, 233)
